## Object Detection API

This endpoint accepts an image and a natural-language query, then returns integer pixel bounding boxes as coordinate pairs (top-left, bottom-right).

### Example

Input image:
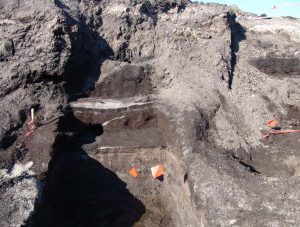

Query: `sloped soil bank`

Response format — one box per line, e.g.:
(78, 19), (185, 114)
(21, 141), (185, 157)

(27, 108), (194, 227)
(254, 105), (300, 177)
(231, 105), (300, 177)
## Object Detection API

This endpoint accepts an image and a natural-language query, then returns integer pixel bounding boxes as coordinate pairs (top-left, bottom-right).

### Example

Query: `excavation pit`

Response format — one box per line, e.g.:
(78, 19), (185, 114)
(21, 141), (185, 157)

(29, 102), (194, 227)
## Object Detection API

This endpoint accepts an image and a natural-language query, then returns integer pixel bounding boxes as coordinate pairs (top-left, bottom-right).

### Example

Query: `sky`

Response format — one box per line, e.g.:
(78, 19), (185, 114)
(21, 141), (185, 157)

(193, 0), (300, 18)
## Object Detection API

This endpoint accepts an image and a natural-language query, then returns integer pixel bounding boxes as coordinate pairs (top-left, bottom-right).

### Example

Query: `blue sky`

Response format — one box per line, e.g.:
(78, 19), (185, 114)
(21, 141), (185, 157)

(193, 0), (300, 17)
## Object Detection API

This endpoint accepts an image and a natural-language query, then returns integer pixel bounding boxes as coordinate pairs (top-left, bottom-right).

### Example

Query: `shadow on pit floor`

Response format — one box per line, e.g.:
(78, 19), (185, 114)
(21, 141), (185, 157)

(24, 113), (145, 227)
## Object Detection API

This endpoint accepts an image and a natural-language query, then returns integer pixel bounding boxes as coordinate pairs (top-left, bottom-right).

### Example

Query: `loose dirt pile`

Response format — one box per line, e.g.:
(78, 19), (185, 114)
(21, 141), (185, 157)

(0, 0), (300, 226)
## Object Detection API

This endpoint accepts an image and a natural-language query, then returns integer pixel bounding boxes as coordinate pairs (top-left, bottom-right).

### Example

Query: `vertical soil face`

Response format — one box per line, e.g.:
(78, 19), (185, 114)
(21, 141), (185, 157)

(90, 63), (152, 99)
(28, 107), (191, 227)
(28, 115), (147, 227)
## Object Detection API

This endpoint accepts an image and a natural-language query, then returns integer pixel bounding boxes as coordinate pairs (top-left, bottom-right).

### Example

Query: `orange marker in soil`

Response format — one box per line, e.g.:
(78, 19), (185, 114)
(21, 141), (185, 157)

(129, 167), (139, 177)
(262, 129), (300, 139)
(151, 165), (164, 178)
(25, 130), (33, 137)
(266, 119), (278, 128)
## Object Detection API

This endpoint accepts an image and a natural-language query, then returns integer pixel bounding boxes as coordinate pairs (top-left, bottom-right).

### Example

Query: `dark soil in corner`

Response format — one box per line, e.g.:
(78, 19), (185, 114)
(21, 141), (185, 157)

(26, 110), (177, 227)
(26, 114), (146, 227)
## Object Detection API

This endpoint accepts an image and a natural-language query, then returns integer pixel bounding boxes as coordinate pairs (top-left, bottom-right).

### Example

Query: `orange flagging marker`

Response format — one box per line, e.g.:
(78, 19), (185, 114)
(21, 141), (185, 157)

(151, 165), (164, 178)
(129, 167), (139, 177)
(25, 130), (33, 137)
(263, 129), (300, 139)
(266, 119), (278, 128)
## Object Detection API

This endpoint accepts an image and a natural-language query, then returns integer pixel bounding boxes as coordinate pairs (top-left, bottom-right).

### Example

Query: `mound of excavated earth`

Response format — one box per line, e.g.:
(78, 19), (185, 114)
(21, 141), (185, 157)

(0, 0), (300, 226)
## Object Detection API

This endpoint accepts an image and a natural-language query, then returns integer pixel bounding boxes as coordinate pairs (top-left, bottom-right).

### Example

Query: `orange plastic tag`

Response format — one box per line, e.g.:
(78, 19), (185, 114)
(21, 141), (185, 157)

(270, 129), (300, 135)
(129, 167), (139, 177)
(151, 165), (164, 178)
(262, 129), (300, 139)
(266, 119), (278, 128)
(25, 130), (33, 137)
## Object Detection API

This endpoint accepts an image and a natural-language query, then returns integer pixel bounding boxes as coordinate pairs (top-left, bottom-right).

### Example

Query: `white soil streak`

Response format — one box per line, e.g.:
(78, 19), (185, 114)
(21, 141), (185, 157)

(0, 161), (34, 179)
(97, 146), (126, 150)
(9, 161), (34, 178)
(70, 99), (151, 110)
(102, 115), (126, 126)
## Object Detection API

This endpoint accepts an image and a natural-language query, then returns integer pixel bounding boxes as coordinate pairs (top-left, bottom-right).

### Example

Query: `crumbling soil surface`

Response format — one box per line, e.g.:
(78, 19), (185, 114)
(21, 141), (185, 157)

(1, 0), (300, 226)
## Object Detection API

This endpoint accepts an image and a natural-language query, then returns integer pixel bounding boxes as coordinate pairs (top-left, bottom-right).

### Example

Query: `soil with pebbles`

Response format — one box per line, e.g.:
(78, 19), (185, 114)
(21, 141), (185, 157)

(0, 0), (300, 226)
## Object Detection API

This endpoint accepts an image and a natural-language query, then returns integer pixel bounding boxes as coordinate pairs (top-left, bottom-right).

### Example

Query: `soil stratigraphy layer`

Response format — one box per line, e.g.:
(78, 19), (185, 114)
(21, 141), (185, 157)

(0, 0), (300, 226)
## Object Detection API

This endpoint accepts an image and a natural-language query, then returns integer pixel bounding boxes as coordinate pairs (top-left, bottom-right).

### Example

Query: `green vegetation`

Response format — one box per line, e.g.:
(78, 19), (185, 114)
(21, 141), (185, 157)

(229, 5), (240, 16)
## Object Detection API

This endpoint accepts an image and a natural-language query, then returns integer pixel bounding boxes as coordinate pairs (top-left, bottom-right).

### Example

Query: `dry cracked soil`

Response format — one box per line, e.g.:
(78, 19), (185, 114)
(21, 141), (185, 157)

(0, 0), (300, 226)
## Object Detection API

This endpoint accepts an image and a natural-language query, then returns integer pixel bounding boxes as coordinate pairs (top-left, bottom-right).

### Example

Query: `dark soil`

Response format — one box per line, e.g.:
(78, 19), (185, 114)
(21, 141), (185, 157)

(250, 57), (300, 77)
(26, 111), (174, 227)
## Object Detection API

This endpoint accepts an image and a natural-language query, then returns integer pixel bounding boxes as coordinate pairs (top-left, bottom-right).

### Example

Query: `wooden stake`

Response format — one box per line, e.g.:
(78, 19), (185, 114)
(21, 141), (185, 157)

(31, 108), (35, 123)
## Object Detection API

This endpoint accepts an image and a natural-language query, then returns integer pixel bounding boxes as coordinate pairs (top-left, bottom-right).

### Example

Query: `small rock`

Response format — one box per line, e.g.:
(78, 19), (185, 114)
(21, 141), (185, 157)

(28, 51), (36, 57)
(0, 40), (14, 61)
